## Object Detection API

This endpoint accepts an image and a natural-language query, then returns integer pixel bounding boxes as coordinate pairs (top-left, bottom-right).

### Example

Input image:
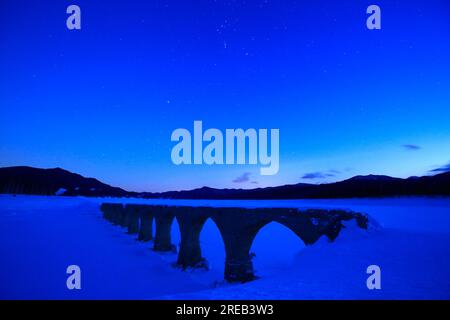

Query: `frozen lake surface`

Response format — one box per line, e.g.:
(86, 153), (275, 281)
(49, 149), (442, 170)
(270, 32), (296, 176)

(0, 195), (449, 299)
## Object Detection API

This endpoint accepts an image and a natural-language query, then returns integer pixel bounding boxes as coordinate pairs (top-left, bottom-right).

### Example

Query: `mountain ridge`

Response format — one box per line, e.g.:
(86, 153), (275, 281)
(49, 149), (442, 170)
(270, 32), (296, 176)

(0, 166), (130, 197)
(0, 166), (449, 199)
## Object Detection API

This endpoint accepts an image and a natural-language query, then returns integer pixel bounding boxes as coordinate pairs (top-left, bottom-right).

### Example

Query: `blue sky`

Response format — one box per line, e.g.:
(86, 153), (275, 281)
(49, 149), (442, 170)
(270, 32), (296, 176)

(1, 0), (449, 192)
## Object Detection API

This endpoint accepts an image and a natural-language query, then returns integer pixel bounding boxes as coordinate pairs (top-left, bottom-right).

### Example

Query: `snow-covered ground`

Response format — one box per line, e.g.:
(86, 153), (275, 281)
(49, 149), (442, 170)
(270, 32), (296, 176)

(0, 195), (449, 299)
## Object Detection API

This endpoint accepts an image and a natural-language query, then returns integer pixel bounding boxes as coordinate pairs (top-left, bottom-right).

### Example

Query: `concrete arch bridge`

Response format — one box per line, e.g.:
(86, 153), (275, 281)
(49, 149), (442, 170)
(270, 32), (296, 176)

(100, 203), (369, 282)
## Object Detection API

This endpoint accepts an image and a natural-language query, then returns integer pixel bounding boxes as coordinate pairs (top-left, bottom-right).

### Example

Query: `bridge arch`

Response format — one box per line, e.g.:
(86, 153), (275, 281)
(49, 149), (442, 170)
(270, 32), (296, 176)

(199, 218), (226, 278)
(250, 221), (306, 276)
(174, 207), (226, 270)
(171, 216), (181, 251)
(209, 209), (271, 282)
(173, 212), (227, 283)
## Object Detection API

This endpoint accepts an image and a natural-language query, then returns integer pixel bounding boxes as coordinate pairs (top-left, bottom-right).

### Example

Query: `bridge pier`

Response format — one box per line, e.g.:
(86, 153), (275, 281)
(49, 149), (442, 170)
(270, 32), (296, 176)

(175, 209), (209, 269)
(117, 205), (128, 227)
(153, 207), (176, 252)
(122, 205), (132, 230)
(212, 209), (271, 283)
(100, 203), (112, 221)
(138, 209), (153, 242)
(124, 204), (141, 234)
(108, 203), (124, 225)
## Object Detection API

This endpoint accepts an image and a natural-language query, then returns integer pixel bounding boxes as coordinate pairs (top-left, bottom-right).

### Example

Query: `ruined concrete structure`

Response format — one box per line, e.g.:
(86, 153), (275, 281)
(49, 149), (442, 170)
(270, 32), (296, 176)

(100, 203), (368, 283)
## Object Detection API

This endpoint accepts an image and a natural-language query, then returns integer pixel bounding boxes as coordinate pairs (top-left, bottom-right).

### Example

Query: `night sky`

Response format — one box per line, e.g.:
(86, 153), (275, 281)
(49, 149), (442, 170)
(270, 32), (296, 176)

(1, 0), (449, 192)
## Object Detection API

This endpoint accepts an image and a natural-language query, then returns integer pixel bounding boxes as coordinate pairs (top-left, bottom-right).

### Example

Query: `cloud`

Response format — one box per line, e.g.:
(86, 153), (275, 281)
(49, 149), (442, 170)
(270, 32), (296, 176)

(402, 144), (421, 151)
(232, 172), (252, 183)
(302, 171), (335, 179)
(429, 162), (450, 173)
(328, 169), (341, 174)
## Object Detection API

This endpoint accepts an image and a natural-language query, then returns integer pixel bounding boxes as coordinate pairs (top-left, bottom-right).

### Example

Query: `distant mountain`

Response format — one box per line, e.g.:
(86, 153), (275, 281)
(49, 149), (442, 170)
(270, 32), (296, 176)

(141, 172), (450, 199)
(0, 166), (131, 197)
(0, 166), (449, 199)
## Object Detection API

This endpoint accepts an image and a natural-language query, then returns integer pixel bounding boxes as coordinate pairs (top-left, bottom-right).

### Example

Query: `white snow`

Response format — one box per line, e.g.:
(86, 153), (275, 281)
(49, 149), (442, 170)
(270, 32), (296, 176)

(0, 195), (449, 299)
(54, 188), (67, 196)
